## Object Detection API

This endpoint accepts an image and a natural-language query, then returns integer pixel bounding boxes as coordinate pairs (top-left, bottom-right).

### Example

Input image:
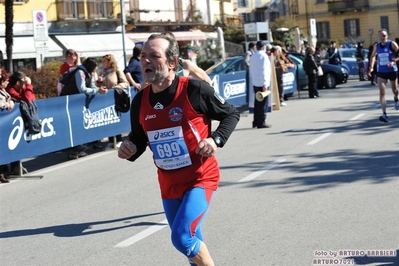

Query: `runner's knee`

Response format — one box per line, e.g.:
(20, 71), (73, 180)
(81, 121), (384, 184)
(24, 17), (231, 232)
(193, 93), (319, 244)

(171, 224), (201, 258)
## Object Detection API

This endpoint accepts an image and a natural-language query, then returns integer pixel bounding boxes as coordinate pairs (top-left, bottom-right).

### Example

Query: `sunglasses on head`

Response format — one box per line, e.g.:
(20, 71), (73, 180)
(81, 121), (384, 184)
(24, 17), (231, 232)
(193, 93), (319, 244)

(103, 54), (111, 59)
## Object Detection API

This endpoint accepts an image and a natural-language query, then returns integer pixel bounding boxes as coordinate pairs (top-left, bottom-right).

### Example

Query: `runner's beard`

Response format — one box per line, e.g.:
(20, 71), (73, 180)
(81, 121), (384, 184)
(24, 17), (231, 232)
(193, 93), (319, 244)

(144, 69), (168, 84)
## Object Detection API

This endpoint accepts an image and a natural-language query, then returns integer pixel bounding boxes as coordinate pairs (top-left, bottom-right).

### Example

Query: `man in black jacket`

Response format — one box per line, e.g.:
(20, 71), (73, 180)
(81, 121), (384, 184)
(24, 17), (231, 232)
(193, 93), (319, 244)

(304, 47), (319, 98)
(356, 41), (366, 81)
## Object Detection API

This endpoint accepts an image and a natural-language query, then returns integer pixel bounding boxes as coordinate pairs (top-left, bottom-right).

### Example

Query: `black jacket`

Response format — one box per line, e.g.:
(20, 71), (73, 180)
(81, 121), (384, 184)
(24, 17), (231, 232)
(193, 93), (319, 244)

(304, 54), (318, 76)
(60, 67), (91, 96)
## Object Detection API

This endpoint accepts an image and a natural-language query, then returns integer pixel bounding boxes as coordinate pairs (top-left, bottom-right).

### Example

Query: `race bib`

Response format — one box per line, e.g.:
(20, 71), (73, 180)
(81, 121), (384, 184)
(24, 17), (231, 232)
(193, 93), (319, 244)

(147, 126), (192, 170)
(379, 53), (389, 66)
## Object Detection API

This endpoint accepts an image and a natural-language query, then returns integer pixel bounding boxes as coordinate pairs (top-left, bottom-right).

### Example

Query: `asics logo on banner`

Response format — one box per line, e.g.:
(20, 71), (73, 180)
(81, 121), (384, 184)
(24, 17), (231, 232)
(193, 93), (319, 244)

(8, 116), (55, 150)
(154, 130), (175, 140)
(145, 114), (156, 120)
(83, 105), (120, 129)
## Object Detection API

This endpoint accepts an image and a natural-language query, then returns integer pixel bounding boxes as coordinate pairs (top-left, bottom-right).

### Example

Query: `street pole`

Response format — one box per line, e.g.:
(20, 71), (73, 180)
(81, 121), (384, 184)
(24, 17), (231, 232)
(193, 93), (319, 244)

(120, 0), (127, 67)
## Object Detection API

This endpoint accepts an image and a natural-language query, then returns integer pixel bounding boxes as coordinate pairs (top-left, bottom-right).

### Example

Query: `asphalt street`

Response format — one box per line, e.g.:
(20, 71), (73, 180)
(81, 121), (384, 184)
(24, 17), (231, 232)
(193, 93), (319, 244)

(1, 79), (398, 266)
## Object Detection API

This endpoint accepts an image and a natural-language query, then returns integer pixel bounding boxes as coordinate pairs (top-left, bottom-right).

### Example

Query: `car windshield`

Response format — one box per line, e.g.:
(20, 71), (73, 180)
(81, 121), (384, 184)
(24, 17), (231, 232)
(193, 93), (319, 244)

(206, 58), (238, 74)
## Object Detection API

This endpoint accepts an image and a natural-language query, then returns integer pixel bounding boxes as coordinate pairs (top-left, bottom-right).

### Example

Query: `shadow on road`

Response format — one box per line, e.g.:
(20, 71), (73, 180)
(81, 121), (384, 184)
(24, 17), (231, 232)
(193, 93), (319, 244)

(0, 211), (165, 239)
(219, 148), (398, 193)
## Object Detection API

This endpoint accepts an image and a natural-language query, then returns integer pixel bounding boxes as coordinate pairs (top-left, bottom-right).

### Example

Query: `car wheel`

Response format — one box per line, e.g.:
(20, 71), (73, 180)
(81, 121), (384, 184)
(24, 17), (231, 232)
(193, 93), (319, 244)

(323, 73), (337, 88)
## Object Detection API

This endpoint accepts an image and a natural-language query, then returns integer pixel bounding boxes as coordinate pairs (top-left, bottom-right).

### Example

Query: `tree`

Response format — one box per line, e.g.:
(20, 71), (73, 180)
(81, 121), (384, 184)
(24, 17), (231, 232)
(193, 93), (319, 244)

(270, 17), (303, 47)
(5, 0), (14, 72)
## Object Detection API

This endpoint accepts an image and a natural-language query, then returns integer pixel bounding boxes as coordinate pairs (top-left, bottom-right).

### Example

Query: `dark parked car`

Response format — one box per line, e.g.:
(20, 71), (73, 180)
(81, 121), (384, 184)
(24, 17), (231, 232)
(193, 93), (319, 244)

(287, 52), (349, 89)
(321, 48), (369, 76)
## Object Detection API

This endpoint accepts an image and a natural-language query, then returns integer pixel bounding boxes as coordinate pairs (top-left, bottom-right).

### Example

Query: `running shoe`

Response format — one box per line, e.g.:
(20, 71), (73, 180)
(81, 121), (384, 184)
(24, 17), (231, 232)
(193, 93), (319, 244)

(379, 113), (389, 123)
(394, 97), (399, 110)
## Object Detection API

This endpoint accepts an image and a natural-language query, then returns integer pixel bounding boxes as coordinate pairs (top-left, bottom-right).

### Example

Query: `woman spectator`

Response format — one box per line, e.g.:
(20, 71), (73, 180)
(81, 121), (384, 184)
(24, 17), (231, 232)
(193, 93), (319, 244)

(315, 46), (323, 92)
(0, 69), (14, 183)
(4, 71), (33, 175)
(97, 54), (129, 149)
(304, 47), (319, 98)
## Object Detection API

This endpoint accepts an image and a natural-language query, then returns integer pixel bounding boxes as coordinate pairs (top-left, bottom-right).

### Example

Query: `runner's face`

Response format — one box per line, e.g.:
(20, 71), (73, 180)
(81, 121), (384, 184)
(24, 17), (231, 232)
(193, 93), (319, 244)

(140, 38), (171, 84)
(379, 31), (388, 44)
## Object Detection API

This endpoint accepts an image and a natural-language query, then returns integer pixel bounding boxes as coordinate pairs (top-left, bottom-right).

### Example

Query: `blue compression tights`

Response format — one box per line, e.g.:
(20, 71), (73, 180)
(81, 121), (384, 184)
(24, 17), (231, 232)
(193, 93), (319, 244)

(162, 187), (214, 259)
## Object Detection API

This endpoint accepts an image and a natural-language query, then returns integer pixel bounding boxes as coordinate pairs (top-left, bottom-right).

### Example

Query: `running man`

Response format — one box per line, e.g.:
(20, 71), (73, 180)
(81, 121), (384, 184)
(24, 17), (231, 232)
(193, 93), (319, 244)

(368, 28), (399, 122)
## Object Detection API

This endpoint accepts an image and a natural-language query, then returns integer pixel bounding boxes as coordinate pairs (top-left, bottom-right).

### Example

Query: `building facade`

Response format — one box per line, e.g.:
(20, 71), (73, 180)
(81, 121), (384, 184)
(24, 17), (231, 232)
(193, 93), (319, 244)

(0, 0), (134, 70)
(294, 0), (399, 47)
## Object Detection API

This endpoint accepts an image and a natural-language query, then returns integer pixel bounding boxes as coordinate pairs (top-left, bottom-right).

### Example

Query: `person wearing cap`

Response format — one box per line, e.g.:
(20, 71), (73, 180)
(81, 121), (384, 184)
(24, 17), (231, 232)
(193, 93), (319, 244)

(249, 40), (271, 129)
(356, 41), (367, 81)
(327, 41), (341, 65)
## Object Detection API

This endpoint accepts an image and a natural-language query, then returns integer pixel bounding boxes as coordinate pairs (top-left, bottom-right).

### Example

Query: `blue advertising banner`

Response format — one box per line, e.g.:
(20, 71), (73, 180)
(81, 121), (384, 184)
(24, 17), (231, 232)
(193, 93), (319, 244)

(209, 72), (247, 106)
(0, 88), (135, 164)
(283, 66), (298, 95)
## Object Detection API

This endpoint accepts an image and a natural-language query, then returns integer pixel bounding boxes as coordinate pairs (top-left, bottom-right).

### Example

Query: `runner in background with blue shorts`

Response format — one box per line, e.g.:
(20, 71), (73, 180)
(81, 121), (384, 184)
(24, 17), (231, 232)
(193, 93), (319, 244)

(368, 28), (399, 123)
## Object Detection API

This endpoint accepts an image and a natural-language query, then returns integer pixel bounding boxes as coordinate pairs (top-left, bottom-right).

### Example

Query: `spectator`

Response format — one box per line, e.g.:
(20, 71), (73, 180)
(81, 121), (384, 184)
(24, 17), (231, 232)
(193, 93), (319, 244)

(98, 54), (129, 149)
(327, 41), (341, 65)
(58, 49), (81, 95)
(315, 46), (323, 93)
(244, 42), (256, 71)
(356, 41), (367, 81)
(124, 46), (144, 92)
(60, 49), (81, 75)
(0, 69), (14, 183)
(5, 71), (35, 175)
(250, 41), (272, 128)
(271, 46), (295, 106)
(60, 57), (108, 96)
(304, 47), (319, 98)
(368, 43), (377, 86)
(118, 33), (239, 266)
(244, 42), (256, 103)
(60, 57), (108, 159)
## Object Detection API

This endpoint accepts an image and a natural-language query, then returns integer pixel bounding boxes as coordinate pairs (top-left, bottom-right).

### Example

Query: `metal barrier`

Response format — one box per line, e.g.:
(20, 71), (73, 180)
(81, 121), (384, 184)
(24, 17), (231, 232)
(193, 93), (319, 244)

(0, 88), (136, 165)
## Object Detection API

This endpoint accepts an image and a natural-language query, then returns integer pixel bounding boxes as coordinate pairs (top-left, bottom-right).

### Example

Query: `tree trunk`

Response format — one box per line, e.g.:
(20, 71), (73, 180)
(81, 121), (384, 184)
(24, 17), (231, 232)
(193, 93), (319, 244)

(5, 0), (14, 72)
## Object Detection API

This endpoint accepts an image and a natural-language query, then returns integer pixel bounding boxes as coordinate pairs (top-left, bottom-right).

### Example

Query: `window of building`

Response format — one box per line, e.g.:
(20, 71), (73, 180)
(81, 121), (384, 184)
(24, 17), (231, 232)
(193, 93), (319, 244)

(239, 12), (251, 23)
(315, 0), (325, 3)
(380, 16), (389, 33)
(269, 11), (279, 22)
(88, 0), (114, 19)
(255, 11), (265, 22)
(238, 0), (249, 8)
(344, 19), (360, 37)
(56, 0), (85, 19)
(316, 21), (330, 39)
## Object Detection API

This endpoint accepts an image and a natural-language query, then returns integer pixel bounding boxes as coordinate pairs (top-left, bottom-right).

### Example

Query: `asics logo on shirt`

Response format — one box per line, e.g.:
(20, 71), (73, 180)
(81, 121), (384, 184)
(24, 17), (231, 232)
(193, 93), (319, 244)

(145, 114), (156, 120)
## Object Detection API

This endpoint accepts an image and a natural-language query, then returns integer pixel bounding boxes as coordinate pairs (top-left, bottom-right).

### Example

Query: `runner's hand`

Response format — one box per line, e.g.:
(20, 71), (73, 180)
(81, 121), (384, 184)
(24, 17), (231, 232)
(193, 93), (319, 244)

(118, 140), (137, 159)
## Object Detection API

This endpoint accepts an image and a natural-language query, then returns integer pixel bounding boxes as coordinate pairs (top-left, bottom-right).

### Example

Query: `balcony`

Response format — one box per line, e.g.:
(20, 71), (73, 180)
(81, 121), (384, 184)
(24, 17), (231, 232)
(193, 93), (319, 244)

(129, 9), (203, 30)
(327, 0), (369, 13)
(55, 0), (120, 21)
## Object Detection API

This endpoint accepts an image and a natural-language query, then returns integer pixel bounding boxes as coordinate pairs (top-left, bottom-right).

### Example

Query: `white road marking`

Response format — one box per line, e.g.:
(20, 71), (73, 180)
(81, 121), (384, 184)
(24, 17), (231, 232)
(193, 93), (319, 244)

(307, 133), (332, 145)
(238, 159), (287, 183)
(115, 219), (168, 248)
(349, 113), (365, 121)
